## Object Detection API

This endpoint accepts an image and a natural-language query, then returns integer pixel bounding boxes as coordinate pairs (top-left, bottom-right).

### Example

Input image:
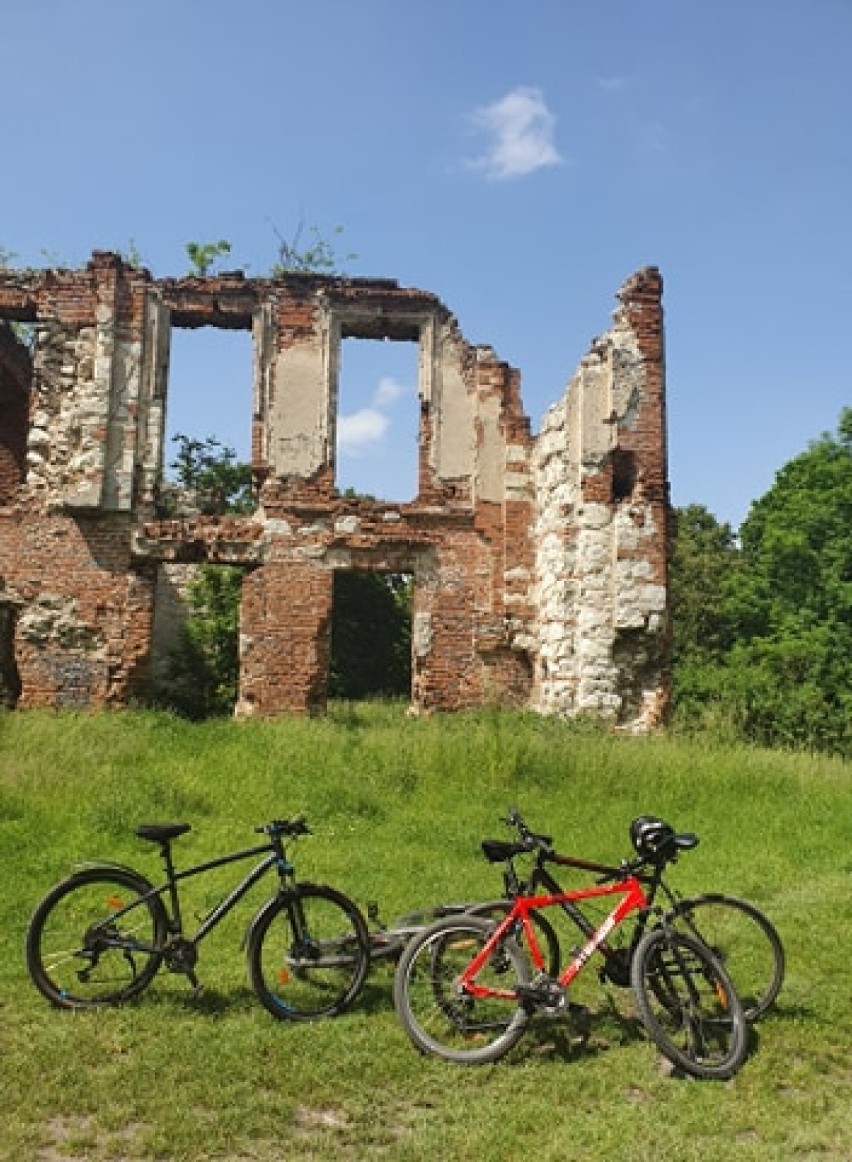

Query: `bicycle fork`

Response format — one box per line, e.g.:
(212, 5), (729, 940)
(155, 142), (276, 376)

(648, 919), (733, 1056)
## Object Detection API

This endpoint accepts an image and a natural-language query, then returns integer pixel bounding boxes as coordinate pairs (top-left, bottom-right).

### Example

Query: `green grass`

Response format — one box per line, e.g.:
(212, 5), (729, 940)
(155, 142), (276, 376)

(1, 704), (850, 1161)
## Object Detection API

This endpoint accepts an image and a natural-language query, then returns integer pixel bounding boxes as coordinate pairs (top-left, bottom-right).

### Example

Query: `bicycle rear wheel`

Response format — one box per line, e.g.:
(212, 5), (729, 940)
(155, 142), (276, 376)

(393, 915), (531, 1065)
(667, 894), (784, 1021)
(631, 926), (748, 1080)
(26, 867), (167, 1008)
(247, 883), (370, 1021)
(366, 903), (474, 963)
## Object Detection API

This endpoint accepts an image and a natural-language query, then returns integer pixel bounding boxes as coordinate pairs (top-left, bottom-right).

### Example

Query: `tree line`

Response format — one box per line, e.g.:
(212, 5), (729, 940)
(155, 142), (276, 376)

(671, 408), (852, 756)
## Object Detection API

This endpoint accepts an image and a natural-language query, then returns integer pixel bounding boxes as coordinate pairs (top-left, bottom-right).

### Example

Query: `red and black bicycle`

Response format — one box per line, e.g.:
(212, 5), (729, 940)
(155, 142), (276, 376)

(393, 812), (759, 1079)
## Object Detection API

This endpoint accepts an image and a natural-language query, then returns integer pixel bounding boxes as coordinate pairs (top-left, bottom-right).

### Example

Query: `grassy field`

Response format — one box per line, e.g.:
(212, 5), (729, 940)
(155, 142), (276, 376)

(1, 704), (850, 1161)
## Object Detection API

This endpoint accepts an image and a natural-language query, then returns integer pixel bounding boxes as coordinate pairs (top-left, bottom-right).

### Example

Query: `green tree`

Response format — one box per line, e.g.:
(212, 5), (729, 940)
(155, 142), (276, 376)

(669, 504), (742, 735)
(160, 435), (253, 718)
(120, 239), (144, 268)
(672, 410), (852, 755)
(165, 566), (243, 720)
(670, 504), (739, 666)
(165, 433), (254, 515)
(725, 409), (852, 752)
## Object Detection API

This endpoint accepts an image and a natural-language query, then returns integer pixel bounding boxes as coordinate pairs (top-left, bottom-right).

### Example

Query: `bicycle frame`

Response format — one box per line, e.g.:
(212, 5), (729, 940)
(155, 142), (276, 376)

(91, 839), (293, 951)
(460, 874), (649, 999)
(489, 840), (679, 984)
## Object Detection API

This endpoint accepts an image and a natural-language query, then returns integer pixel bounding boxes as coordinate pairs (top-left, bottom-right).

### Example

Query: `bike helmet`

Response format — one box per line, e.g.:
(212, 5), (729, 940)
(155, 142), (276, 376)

(629, 815), (677, 863)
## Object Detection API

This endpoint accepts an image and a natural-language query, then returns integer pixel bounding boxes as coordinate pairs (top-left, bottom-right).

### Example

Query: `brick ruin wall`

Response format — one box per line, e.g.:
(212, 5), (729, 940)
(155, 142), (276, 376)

(0, 254), (671, 728)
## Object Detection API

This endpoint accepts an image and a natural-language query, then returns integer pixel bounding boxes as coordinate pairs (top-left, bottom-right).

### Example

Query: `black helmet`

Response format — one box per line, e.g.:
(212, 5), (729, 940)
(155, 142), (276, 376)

(629, 815), (677, 863)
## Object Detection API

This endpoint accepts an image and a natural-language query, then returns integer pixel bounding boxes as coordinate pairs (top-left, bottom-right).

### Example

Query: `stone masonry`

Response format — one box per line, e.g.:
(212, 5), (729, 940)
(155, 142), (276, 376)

(0, 254), (671, 728)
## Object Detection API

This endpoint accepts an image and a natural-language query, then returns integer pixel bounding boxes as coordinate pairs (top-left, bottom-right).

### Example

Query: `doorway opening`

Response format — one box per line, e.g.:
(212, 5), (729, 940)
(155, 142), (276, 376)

(329, 570), (412, 700)
(151, 562), (244, 719)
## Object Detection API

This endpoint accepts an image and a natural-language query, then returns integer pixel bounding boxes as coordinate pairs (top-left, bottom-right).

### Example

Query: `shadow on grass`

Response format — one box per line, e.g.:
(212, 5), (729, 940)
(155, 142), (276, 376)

(141, 976), (397, 1020)
(142, 983), (265, 1017)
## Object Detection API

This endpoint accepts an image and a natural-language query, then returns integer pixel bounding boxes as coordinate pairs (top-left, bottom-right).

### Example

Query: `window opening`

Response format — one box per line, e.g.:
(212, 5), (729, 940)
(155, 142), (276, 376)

(612, 448), (637, 502)
(336, 338), (418, 501)
(165, 326), (253, 482)
(0, 604), (21, 708)
(0, 320), (34, 500)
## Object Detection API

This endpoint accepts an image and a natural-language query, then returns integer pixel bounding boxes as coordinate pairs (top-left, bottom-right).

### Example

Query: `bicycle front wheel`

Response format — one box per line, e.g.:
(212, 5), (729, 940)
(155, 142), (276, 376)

(247, 884), (370, 1021)
(393, 915), (531, 1065)
(26, 867), (167, 1009)
(631, 926), (748, 1080)
(667, 894), (784, 1022)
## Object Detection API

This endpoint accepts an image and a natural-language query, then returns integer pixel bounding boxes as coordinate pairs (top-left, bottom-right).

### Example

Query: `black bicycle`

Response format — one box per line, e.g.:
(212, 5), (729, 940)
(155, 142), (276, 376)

(25, 816), (371, 1021)
(467, 809), (784, 1023)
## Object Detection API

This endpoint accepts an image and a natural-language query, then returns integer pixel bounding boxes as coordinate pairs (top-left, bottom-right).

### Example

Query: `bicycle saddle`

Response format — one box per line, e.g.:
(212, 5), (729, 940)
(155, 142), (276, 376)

(135, 823), (192, 843)
(481, 840), (529, 863)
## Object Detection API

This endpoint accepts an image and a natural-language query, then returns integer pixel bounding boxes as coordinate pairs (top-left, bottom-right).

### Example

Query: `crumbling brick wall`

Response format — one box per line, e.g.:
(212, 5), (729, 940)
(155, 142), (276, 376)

(0, 253), (670, 727)
(533, 269), (670, 729)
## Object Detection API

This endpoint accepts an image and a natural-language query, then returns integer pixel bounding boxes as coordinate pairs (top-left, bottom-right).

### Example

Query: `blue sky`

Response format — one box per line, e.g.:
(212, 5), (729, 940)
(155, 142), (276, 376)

(3, 0), (851, 529)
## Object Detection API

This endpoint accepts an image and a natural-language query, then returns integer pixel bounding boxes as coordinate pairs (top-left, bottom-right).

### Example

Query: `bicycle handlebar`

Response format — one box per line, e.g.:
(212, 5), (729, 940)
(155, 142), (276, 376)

(502, 808), (554, 854)
(500, 807), (687, 879)
(256, 816), (311, 839)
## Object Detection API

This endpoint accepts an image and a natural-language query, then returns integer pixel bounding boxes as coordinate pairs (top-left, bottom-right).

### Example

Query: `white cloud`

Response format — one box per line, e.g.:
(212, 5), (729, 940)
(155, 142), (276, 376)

(374, 375), (405, 407)
(338, 375), (412, 457)
(467, 86), (562, 181)
(338, 407), (390, 455)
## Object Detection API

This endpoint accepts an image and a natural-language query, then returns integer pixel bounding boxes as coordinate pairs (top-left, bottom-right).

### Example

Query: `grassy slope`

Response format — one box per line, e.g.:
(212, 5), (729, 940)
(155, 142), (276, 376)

(1, 705), (849, 1161)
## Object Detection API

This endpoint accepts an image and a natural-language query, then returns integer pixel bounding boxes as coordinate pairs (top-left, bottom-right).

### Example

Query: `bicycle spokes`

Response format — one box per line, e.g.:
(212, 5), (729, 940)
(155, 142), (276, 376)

(26, 870), (165, 1007)
(393, 917), (531, 1065)
(632, 929), (747, 1079)
(248, 886), (369, 1021)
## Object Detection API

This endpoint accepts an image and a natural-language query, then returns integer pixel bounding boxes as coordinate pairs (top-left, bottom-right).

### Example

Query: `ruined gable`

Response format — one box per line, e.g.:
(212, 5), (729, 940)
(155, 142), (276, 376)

(0, 254), (671, 727)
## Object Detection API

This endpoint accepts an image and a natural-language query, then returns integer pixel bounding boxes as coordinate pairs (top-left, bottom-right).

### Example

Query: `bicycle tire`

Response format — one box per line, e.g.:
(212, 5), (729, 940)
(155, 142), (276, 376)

(247, 883), (370, 1021)
(667, 893), (784, 1022)
(631, 926), (748, 1080)
(465, 899), (561, 979)
(26, 867), (167, 1009)
(393, 914), (531, 1065)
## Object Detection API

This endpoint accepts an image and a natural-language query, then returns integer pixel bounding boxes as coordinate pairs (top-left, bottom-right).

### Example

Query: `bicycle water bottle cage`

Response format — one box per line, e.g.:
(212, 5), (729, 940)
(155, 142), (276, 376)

(481, 840), (529, 863)
(135, 823), (191, 843)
